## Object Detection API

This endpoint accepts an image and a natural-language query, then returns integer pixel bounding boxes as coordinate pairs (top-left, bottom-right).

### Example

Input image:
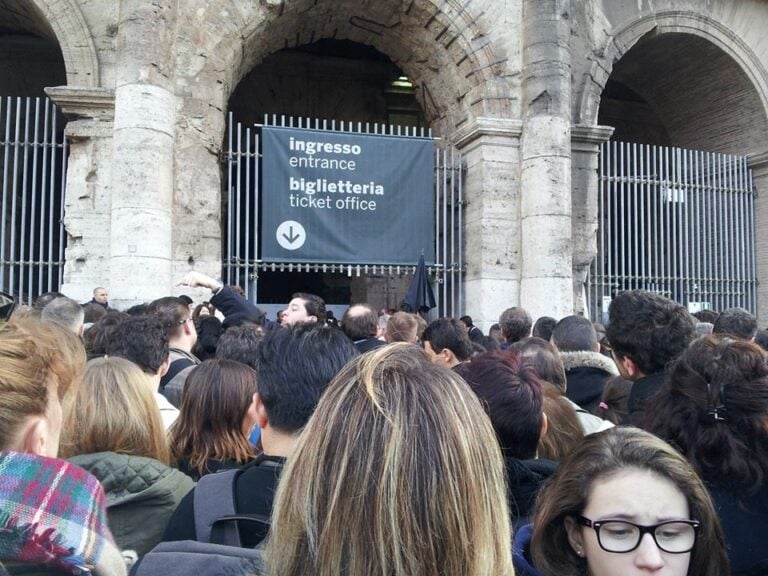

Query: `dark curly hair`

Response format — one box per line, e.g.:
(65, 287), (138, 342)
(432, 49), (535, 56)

(606, 290), (695, 375)
(646, 335), (768, 499)
(712, 307), (757, 340)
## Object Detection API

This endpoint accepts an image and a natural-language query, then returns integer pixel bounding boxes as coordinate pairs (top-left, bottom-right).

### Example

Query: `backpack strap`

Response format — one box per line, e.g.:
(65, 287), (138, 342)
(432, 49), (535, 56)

(210, 514), (271, 548)
(159, 358), (194, 392)
(194, 469), (241, 546)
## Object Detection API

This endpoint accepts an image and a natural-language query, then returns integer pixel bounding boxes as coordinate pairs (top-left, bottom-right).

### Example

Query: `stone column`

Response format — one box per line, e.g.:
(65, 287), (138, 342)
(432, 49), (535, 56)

(454, 117), (523, 332)
(46, 86), (115, 303)
(749, 151), (768, 324)
(109, 0), (178, 309)
(520, 0), (573, 321)
(571, 124), (614, 316)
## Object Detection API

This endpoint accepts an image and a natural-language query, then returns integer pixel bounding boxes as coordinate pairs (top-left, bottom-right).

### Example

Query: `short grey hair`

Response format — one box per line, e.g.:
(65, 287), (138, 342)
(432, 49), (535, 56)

(42, 297), (85, 334)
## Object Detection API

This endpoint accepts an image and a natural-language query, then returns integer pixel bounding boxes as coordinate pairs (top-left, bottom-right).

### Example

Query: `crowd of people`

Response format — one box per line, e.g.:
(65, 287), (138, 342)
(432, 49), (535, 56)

(0, 277), (766, 575)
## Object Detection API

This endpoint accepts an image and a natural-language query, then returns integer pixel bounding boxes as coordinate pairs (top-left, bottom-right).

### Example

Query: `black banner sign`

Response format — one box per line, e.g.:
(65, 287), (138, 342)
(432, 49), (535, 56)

(261, 127), (435, 264)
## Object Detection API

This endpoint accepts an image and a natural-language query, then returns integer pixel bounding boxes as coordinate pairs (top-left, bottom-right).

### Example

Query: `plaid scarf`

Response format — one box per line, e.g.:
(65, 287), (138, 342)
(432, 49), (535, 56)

(0, 451), (124, 575)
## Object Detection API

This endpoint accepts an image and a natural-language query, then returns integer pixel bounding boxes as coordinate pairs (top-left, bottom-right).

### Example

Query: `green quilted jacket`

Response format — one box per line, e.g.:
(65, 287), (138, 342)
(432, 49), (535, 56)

(68, 452), (195, 557)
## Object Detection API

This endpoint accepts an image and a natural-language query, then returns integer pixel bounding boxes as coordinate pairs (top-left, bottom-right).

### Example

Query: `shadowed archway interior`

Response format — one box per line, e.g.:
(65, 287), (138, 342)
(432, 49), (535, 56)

(599, 32), (767, 154)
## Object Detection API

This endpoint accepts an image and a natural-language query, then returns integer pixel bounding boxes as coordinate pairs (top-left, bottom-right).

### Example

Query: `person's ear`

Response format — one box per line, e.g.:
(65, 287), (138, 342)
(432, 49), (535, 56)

(20, 417), (50, 456)
(565, 516), (586, 558)
(539, 412), (549, 440)
(620, 355), (640, 378)
(242, 392), (260, 433)
(612, 351), (639, 379)
(158, 355), (170, 378)
(594, 341), (601, 353)
(254, 393), (269, 429)
(442, 348), (457, 365)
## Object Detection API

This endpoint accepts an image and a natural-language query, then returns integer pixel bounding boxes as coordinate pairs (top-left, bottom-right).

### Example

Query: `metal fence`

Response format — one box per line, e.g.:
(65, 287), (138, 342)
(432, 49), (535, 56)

(224, 113), (464, 316)
(0, 97), (67, 305)
(588, 141), (756, 323)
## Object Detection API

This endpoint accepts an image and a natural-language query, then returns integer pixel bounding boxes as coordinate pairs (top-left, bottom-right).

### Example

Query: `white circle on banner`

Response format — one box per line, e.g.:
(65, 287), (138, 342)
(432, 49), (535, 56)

(276, 220), (306, 250)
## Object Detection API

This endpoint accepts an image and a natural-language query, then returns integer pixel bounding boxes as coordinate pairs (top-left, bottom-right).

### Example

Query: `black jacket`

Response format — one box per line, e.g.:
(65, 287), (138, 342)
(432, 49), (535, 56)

(506, 457), (557, 529)
(628, 371), (668, 428)
(709, 483), (768, 575)
(210, 285), (275, 329)
(353, 337), (386, 354)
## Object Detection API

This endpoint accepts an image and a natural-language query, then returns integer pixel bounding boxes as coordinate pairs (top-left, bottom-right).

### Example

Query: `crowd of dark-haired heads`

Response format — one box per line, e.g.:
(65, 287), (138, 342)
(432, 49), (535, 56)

(1, 286), (766, 575)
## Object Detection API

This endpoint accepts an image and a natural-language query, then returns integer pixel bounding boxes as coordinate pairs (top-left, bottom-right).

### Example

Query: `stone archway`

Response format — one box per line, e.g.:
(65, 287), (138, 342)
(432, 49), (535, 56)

(577, 10), (768, 320)
(0, 0), (100, 87)
(577, 11), (768, 147)
(176, 0), (514, 145)
(172, 0), (518, 322)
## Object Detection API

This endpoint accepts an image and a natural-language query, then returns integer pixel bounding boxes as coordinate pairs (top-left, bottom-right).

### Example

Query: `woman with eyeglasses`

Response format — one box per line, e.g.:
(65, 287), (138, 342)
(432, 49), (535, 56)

(513, 427), (729, 576)
(647, 335), (768, 575)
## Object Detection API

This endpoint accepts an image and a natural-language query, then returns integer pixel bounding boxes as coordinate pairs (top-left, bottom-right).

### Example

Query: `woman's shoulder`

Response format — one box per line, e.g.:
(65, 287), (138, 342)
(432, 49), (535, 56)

(70, 452), (194, 502)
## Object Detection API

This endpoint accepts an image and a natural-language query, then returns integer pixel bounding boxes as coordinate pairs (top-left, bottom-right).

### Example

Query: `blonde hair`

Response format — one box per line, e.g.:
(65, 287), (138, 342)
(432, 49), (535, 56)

(266, 343), (514, 576)
(385, 311), (418, 343)
(0, 318), (86, 450)
(60, 356), (170, 464)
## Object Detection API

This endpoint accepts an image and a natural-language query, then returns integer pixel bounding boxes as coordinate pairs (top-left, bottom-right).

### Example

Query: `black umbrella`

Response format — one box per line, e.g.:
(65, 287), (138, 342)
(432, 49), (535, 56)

(403, 255), (436, 314)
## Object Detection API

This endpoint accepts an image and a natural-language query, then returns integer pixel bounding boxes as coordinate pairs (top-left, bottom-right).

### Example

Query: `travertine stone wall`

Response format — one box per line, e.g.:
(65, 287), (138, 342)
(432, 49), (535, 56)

(13, 0), (768, 322)
(519, 0), (574, 322)
(47, 87), (115, 301)
(108, 0), (179, 308)
(571, 125), (615, 315)
(750, 152), (768, 323)
(454, 118), (523, 331)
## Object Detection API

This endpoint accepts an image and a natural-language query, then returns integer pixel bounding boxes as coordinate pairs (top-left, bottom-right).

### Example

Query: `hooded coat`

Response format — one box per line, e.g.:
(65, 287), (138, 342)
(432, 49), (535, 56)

(559, 350), (619, 414)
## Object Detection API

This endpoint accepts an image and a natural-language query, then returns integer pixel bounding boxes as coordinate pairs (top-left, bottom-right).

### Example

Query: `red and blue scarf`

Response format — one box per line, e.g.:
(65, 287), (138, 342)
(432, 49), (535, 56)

(0, 451), (124, 575)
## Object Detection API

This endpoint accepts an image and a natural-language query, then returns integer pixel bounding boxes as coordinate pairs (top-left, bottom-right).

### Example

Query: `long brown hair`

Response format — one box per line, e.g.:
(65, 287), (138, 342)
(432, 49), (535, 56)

(169, 358), (257, 476)
(647, 335), (768, 498)
(538, 382), (584, 461)
(531, 427), (729, 576)
(60, 356), (170, 463)
(265, 343), (514, 576)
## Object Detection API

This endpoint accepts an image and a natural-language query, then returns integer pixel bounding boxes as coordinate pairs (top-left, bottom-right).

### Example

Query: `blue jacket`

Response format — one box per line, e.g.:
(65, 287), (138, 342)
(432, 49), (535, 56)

(513, 524), (543, 576)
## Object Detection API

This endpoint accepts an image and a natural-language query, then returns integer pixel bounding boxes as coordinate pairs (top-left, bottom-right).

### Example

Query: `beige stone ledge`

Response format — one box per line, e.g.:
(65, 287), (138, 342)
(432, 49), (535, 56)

(748, 150), (768, 176)
(571, 124), (614, 152)
(45, 86), (115, 120)
(452, 117), (524, 150)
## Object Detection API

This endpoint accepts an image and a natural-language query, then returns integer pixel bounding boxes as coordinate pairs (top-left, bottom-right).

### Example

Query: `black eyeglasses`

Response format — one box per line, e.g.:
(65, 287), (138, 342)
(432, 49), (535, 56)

(576, 516), (700, 554)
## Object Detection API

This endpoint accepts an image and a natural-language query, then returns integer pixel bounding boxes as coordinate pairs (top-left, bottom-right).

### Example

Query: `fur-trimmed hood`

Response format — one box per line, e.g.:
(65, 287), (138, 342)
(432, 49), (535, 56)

(559, 350), (619, 375)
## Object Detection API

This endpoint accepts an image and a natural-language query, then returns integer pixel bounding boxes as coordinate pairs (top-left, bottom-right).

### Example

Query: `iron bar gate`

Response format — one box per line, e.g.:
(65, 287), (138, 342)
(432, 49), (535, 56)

(224, 113), (464, 317)
(588, 141), (756, 323)
(0, 97), (67, 305)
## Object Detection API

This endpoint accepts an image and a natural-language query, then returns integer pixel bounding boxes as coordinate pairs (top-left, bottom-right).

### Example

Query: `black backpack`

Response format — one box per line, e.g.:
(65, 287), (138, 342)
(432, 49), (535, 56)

(130, 469), (270, 576)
